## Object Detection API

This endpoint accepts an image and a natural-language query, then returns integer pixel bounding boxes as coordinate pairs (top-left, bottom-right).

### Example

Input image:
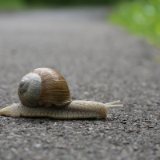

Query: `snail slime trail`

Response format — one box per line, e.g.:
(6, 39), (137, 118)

(0, 68), (123, 119)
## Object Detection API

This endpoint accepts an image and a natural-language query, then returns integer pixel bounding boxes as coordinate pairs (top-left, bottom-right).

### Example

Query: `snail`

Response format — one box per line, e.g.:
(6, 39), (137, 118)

(0, 68), (123, 119)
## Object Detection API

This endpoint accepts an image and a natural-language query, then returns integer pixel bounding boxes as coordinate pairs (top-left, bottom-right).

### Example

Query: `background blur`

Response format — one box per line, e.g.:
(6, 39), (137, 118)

(0, 0), (125, 8)
(0, 1), (160, 160)
(0, 0), (159, 45)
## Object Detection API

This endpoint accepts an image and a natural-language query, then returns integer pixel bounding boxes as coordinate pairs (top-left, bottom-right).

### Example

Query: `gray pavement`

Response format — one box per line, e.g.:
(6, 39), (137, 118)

(0, 7), (160, 160)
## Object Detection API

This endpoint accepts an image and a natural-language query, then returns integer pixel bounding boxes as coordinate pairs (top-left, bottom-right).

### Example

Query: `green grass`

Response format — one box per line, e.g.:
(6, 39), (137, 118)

(109, 0), (160, 45)
(0, 0), (26, 10)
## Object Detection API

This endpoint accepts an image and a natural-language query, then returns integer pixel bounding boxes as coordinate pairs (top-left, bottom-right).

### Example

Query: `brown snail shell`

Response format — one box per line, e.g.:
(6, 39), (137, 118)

(18, 68), (72, 107)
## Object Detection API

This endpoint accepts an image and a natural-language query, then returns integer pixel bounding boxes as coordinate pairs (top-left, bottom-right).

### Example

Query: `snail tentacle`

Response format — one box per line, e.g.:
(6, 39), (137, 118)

(105, 100), (123, 108)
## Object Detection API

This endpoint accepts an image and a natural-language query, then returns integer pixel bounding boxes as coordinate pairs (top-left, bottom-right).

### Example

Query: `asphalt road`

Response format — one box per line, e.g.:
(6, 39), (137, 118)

(0, 8), (160, 160)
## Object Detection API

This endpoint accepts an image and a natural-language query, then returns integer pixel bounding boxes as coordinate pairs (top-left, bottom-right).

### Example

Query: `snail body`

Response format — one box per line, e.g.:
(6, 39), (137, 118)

(0, 68), (123, 119)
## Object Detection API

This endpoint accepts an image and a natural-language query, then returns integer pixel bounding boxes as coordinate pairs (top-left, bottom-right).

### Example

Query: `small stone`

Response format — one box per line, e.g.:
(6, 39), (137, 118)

(34, 144), (42, 149)
(123, 141), (130, 145)
(84, 91), (89, 96)
(121, 119), (127, 124)
(133, 145), (138, 151)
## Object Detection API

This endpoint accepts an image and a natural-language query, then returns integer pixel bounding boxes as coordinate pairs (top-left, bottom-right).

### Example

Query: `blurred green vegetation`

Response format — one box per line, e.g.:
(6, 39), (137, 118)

(0, 0), (127, 9)
(0, 0), (26, 10)
(23, 0), (118, 6)
(109, 0), (160, 45)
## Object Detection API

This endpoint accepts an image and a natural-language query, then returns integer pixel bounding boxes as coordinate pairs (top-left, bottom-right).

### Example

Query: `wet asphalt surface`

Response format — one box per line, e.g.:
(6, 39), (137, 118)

(0, 7), (160, 160)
